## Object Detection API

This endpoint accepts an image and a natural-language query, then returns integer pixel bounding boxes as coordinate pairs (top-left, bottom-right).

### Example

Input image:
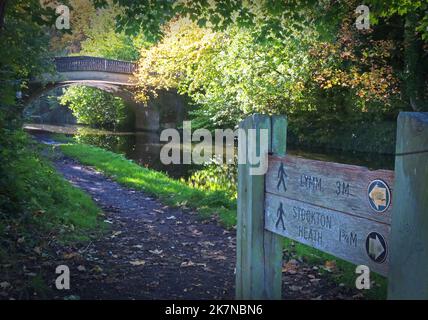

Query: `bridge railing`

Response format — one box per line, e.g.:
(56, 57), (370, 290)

(54, 56), (136, 74)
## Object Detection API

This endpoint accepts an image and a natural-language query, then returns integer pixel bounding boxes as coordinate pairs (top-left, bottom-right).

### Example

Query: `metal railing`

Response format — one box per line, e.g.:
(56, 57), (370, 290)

(54, 56), (136, 74)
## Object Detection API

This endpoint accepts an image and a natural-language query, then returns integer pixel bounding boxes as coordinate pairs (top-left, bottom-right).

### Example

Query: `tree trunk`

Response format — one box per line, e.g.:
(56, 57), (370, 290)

(0, 0), (7, 31)
(403, 12), (427, 112)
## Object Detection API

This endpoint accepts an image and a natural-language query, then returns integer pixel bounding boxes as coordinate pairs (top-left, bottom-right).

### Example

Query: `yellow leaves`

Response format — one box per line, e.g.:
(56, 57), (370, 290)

(135, 18), (219, 103)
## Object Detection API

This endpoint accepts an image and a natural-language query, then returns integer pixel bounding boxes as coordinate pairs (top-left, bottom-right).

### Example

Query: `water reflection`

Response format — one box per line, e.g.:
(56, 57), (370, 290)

(24, 123), (200, 179)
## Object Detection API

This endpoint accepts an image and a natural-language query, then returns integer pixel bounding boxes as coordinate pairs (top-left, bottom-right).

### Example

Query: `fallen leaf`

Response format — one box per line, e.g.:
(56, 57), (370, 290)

(33, 210), (45, 216)
(130, 260), (146, 266)
(25, 273), (37, 277)
(352, 293), (364, 299)
(77, 265), (86, 272)
(282, 261), (298, 274)
(63, 252), (81, 260)
(289, 285), (303, 292)
(213, 255), (227, 261)
(180, 261), (206, 268)
(149, 249), (163, 255)
(191, 229), (202, 236)
(324, 260), (337, 272)
(110, 231), (122, 238)
(200, 241), (215, 247)
(91, 265), (103, 273)
(0, 282), (10, 289)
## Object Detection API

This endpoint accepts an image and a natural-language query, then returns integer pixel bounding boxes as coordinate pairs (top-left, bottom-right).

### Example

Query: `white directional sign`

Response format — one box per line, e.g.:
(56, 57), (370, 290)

(366, 232), (388, 263)
(264, 155), (394, 276)
(368, 180), (391, 213)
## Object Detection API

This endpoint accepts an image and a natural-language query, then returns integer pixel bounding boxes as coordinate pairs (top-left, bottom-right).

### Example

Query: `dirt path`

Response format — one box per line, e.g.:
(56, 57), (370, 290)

(42, 155), (361, 300)
(51, 157), (235, 299)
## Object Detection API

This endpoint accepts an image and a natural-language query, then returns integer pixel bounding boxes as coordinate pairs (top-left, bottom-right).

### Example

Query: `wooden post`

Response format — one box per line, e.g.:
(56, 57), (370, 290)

(388, 112), (428, 299)
(236, 114), (286, 300)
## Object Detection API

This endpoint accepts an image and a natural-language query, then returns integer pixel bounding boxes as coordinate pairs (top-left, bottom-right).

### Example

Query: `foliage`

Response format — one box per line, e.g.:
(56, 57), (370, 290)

(183, 159), (237, 199)
(135, 16), (402, 137)
(0, 132), (105, 259)
(367, 0), (428, 40)
(60, 143), (237, 228)
(59, 85), (131, 129)
(106, 0), (427, 121)
(0, 132), (105, 296)
(95, 0), (346, 42)
(98, 0), (427, 43)
(78, 2), (147, 61)
(0, 0), (63, 237)
(50, 0), (146, 60)
(0, 0), (55, 107)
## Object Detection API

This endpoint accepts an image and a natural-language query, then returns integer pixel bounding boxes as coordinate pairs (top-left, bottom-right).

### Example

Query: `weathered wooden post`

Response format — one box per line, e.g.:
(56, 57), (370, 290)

(236, 114), (286, 300)
(388, 112), (428, 299)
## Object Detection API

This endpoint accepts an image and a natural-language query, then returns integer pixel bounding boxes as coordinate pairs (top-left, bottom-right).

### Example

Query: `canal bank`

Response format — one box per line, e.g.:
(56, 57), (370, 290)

(48, 138), (388, 299)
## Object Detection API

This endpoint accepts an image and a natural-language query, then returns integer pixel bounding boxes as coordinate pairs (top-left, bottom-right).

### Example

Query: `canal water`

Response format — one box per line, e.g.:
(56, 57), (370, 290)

(24, 123), (395, 181)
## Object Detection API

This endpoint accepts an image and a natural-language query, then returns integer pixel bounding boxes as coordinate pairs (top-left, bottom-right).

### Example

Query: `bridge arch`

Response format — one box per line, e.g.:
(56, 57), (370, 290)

(26, 56), (185, 131)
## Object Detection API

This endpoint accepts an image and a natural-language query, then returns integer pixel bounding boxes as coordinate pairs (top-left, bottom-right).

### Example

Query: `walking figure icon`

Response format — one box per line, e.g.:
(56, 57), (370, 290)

(276, 202), (286, 231)
(277, 162), (287, 192)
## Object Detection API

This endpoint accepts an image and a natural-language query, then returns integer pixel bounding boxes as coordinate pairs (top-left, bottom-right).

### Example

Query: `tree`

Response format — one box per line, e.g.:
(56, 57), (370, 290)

(49, 0), (97, 54)
(107, 0), (427, 113)
(59, 85), (130, 129)
(0, 0), (7, 30)
(135, 15), (400, 133)
(78, 3), (146, 61)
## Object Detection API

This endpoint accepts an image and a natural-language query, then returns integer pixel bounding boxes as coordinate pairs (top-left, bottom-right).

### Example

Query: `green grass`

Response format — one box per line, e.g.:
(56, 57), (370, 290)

(1, 138), (106, 249)
(0, 135), (107, 297)
(60, 142), (387, 299)
(60, 143), (237, 228)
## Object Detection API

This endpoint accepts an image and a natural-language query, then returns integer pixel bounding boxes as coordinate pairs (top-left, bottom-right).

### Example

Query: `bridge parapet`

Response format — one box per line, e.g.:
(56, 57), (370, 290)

(55, 56), (136, 74)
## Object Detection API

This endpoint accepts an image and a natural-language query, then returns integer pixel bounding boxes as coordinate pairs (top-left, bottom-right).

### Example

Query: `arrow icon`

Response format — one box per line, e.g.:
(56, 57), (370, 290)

(368, 234), (385, 261)
(368, 184), (387, 210)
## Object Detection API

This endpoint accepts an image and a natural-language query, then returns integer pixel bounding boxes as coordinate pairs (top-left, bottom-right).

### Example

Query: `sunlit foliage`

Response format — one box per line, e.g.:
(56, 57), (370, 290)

(59, 85), (129, 129)
(135, 16), (401, 130)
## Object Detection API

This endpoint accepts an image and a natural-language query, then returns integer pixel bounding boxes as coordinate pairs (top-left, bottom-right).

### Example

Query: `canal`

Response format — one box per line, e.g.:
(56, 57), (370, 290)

(24, 123), (395, 183)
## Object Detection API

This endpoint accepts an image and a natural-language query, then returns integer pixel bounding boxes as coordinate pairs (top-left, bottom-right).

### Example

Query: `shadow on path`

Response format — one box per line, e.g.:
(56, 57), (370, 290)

(48, 155), (362, 300)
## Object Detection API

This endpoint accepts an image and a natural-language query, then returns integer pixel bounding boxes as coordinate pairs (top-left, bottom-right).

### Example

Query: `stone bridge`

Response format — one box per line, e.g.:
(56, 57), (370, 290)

(27, 56), (185, 131)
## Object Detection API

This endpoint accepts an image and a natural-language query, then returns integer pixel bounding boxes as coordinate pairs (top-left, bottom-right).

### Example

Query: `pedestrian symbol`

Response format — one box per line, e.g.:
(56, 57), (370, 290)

(276, 202), (286, 231)
(365, 232), (387, 263)
(367, 179), (391, 213)
(277, 162), (287, 192)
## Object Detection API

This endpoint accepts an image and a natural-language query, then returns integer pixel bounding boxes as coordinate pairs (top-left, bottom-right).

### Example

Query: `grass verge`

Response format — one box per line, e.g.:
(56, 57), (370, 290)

(60, 143), (237, 228)
(60, 142), (387, 299)
(0, 133), (106, 297)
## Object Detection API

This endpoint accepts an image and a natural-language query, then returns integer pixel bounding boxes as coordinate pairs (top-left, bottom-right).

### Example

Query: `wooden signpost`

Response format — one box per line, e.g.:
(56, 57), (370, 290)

(265, 155), (393, 276)
(236, 112), (428, 300)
